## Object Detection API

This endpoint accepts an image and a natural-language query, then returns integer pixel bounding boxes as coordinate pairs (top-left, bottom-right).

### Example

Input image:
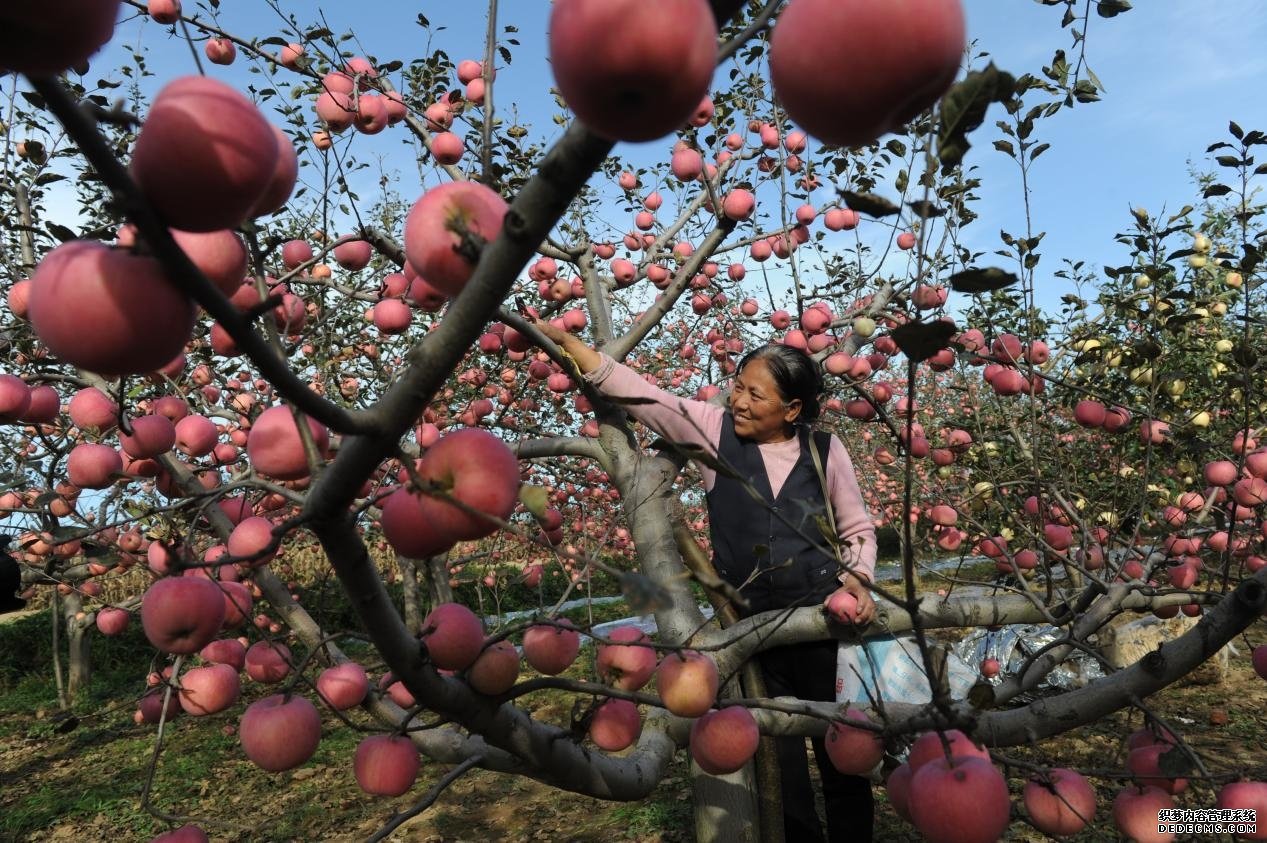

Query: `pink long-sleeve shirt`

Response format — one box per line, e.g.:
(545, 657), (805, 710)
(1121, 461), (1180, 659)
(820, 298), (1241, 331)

(585, 354), (878, 582)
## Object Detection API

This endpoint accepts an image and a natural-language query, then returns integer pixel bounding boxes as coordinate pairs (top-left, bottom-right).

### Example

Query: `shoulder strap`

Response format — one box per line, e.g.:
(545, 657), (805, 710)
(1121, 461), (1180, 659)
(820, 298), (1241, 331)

(806, 428), (841, 562)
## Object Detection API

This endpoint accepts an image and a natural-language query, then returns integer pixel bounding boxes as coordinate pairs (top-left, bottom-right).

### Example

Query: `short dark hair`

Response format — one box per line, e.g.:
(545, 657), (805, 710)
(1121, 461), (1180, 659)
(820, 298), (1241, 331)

(737, 343), (823, 423)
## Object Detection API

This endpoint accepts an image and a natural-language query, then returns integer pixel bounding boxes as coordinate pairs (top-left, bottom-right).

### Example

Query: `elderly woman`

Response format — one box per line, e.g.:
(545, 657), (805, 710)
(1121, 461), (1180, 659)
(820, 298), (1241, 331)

(535, 320), (879, 843)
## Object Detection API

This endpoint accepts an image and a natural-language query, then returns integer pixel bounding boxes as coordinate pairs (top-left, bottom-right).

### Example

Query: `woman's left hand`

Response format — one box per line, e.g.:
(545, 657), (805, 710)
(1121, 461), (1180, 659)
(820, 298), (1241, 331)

(824, 573), (876, 625)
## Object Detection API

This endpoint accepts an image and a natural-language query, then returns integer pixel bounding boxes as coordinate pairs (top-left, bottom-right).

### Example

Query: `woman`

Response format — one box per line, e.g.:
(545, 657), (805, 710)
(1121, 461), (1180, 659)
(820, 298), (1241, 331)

(535, 320), (879, 843)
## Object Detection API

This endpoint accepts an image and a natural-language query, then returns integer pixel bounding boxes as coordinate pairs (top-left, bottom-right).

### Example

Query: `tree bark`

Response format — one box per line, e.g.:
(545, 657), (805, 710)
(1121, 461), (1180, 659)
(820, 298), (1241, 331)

(64, 592), (90, 698)
(398, 556), (422, 633)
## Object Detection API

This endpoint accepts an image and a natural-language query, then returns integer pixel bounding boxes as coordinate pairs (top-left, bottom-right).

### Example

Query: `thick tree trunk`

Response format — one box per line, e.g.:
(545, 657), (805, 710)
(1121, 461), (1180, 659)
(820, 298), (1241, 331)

(62, 591), (90, 698)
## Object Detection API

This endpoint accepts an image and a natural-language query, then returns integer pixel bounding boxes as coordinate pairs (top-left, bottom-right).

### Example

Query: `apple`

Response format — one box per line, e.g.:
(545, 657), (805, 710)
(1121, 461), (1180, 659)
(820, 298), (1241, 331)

(355, 735), (420, 796)
(770, 0), (964, 147)
(908, 729), (990, 772)
(28, 241), (196, 377)
(466, 639), (520, 695)
(523, 619), (581, 675)
(690, 706), (760, 775)
(655, 650), (718, 718)
(238, 693), (322, 772)
(279, 43), (304, 68)
(0, 0), (121, 75)
(141, 576), (226, 654)
(824, 709), (884, 775)
(316, 662), (370, 710)
(1253, 645), (1267, 681)
(980, 658), (1001, 678)
(120, 414), (177, 459)
(1112, 785), (1175, 842)
(139, 688), (183, 724)
(549, 0), (717, 142)
(131, 76), (279, 232)
(217, 580), (253, 629)
(227, 517), (278, 567)
(244, 640), (292, 684)
(721, 189), (756, 221)
(1073, 400), (1107, 428)
(0, 376), (31, 422)
(385, 428), (521, 554)
(246, 405), (330, 480)
(596, 627), (657, 691)
(824, 590), (859, 624)
(199, 638), (246, 671)
(1023, 768), (1097, 837)
(19, 384), (60, 424)
(373, 299), (412, 334)
(204, 37), (235, 65)
(432, 131), (465, 165)
(908, 756), (1010, 843)
(333, 239), (373, 271)
(589, 698), (642, 751)
(67, 443), (121, 489)
(886, 763), (913, 820)
(147, 0), (180, 23)
(421, 603), (485, 671)
(174, 414), (217, 457)
(1216, 781), (1267, 840)
(150, 824), (209, 843)
(95, 607), (131, 636)
(178, 663), (240, 716)
(404, 182), (508, 297)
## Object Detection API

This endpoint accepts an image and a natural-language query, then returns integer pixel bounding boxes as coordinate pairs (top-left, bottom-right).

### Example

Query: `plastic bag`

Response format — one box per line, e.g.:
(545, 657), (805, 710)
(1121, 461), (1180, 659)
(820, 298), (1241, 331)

(836, 633), (978, 704)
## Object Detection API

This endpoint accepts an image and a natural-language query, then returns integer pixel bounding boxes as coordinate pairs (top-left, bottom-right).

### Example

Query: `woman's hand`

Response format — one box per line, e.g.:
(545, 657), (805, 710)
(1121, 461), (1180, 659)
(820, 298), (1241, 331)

(530, 317), (602, 374)
(532, 317), (570, 346)
(823, 572), (876, 625)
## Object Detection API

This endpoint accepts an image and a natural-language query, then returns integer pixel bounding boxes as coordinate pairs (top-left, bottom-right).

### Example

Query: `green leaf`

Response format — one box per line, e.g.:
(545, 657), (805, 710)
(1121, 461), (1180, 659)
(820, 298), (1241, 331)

(839, 191), (900, 218)
(890, 320), (958, 363)
(1229, 120), (1244, 140)
(1215, 154), (1242, 167)
(1095, 0), (1132, 18)
(1029, 142), (1051, 162)
(949, 267), (1019, 294)
(518, 485), (549, 521)
(1204, 184), (1232, 198)
(992, 139), (1015, 157)
(46, 222), (77, 242)
(936, 63), (1017, 174)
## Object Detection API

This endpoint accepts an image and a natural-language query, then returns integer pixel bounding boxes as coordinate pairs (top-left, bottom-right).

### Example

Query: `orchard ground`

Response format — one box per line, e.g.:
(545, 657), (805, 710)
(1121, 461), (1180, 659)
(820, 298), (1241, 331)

(3, 563), (1265, 842)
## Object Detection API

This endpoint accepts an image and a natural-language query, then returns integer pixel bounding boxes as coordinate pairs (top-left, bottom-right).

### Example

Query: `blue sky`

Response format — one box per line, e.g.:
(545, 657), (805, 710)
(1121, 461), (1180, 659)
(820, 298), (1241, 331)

(71, 1), (1267, 316)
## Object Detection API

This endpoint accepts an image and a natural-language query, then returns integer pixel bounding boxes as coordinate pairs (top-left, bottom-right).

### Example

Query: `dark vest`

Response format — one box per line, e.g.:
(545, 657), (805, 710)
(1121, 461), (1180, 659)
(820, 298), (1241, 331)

(705, 413), (840, 616)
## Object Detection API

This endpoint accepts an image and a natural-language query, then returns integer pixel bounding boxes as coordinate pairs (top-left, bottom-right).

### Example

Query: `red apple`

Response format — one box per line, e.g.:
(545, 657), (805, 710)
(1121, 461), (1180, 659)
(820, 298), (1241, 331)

(908, 756), (1010, 843)
(19, 384), (60, 423)
(355, 735), (420, 796)
(244, 640), (292, 684)
(246, 405), (329, 480)
(770, 0), (964, 148)
(141, 576), (226, 654)
(178, 663), (240, 715)
(238, 693), (322, 772)
(0, 0), (121, 76)
(824, 589), (859, 624)
(1023, 768), (1097, 837)
(523, 619), (581, 675)
(404, 182), (508, 297)
(28, 241), (196, 377)
(908, 728), (990, 773)
(548, 0), (717, 142)
(596, 627), (657, 691)
(421, 603), (484, 671)
(589, 698), (642, 751)
(690, 706), (759, 775)
(95, 607), (131, 636)
(1216, 781), (1267, 841)
(131, 76), (279, 232)
(655, 650), (718, 718)
(1112, 785), (1175, 842)
(466, 639), (520, 695)
(316, 662), (370, 710)
(199, 638), (246, 671)
(149, 824), (209, 843)
(227, 517), (278, 567)
(824, 709), (884, 775)
(67, 443), (121, 489)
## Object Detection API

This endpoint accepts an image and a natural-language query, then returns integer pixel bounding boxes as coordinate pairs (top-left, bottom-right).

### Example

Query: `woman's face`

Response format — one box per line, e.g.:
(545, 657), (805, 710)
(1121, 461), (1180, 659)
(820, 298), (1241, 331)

(730, 358), (801, 443)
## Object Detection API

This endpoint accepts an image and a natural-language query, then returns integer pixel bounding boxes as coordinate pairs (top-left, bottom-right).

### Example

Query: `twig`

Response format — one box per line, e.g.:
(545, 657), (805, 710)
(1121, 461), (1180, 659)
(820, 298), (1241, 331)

(367, 754), (485, 842)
